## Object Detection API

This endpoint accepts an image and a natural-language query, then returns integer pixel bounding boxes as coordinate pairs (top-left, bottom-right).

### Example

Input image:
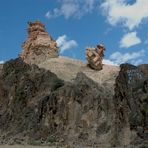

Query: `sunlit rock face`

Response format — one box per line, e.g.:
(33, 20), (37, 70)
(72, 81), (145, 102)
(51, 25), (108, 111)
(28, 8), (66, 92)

(86, 44), (105, 70)
(20, 21), (59, 64)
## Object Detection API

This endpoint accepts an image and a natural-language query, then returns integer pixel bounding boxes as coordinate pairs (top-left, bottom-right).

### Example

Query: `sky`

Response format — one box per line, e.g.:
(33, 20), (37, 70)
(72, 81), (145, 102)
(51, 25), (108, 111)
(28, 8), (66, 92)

(0, 0), (148, 65)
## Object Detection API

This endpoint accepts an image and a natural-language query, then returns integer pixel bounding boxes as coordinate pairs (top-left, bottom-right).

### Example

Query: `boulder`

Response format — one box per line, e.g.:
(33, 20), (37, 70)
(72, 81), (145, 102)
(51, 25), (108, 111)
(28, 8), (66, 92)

(86, 44), (105, 70)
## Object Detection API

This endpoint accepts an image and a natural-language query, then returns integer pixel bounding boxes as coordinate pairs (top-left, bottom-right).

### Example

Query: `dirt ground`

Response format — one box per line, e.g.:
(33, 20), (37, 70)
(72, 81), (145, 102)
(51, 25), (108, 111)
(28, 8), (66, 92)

(0, 146), (56, 148)
(0, 145), (93, 148)
(0, 145), (94, 148)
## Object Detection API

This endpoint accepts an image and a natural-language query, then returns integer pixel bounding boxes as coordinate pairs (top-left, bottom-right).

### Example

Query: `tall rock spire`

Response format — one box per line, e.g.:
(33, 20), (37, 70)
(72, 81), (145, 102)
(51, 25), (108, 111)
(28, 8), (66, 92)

(20, 20), (59, 64)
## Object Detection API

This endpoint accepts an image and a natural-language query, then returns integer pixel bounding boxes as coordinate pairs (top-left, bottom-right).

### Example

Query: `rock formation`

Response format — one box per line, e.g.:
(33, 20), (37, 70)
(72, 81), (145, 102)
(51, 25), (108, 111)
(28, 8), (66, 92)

(138, 64), (148, 76)
(0, 64), (3, 73)
(113, 64), (148, 147)
(0, 59), (116, 146)
(0, 58), (147, 147)
(0, 20), (147, 147)
(86, 44), (105, 70)
(20, 21), (59, 64)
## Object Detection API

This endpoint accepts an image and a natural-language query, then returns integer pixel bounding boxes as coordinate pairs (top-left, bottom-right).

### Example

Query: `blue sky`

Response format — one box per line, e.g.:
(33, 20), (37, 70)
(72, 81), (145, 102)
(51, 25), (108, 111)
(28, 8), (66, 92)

(0, 0), (148, 65)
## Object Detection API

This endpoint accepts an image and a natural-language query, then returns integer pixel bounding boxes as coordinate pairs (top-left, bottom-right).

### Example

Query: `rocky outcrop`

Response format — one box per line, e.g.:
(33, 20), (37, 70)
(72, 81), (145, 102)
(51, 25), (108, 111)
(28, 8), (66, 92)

(0, 59), (114, 146)
(0, 64), (3, 74)
(113, 64), (148, 147)
(20, 21), (59, 64)
(86, 44), (105, 70)
(138, 64), (148, 76)
(0, 59), (147, 147)
(0, 58), (64, 144)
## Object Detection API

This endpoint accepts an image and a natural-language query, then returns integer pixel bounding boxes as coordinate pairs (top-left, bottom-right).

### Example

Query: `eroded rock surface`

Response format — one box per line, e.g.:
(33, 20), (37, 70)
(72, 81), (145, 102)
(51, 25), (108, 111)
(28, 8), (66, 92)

(0, 59), (114, 147)
(20, 21), (59, 64)
(0, 59), (147, 147)
(0, 58), (64, 145)
(86, 44), (105, 70)
(113, 64), (148, 147)
(138, 64), (148, 76)
(0, 64), (3, 74)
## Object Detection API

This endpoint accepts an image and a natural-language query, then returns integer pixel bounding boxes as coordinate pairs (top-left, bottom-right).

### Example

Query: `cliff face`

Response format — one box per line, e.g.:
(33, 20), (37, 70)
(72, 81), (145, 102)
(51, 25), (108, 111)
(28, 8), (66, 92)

(113, 64), (148, 147)
(20, 21), (59, 64)
(0, 59), (115, 146)
(0, 58), (147, 147)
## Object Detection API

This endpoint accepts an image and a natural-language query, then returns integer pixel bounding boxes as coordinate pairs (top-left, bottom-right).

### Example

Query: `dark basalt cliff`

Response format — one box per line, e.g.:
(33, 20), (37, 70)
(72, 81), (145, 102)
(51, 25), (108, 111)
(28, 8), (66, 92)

(114, 64), (148, 147)
(0, 59), (147, 147)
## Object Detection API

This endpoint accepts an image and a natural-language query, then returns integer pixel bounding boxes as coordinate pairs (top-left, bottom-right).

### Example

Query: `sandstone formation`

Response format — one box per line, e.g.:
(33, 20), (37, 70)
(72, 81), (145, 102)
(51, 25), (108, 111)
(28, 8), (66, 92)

(0, 58), (147, 147)
(20, 21), (59, 64)
(86, 44), (105, 70)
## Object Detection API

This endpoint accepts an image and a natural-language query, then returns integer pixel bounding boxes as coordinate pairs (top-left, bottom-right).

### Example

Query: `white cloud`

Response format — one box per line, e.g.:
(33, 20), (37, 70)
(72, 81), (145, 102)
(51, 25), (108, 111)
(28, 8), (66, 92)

(45, 8), (60, 19)
(101, 0), (148, 30)
(120, 32), (141, 48)
(131, 59), (143, 65)
(56, 35), (78, 53)
(110, 49), (145, 64)
(103, 59), (118, 66)
(45, 0), (97, 19)
(0, 61), (4, 64)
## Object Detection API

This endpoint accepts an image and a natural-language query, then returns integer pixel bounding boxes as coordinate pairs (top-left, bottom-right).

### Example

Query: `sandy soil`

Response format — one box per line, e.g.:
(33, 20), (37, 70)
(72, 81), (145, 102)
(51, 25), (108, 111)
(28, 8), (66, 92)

(0, 146), (56, 148)
(39, 56), (120, 85)
(0, 145), (94, 148)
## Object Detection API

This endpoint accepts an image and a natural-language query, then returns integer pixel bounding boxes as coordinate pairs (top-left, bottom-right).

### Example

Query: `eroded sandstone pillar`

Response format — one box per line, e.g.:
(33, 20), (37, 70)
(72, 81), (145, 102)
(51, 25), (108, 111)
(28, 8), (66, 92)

(86, 44), (105, 70)
(20, 20), (59, 64)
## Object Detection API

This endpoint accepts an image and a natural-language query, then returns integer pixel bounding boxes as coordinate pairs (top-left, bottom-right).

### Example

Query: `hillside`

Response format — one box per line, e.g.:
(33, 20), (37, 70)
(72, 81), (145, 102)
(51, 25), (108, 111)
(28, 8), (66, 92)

(39, 56), (119, 85)
(0, 58), (147, 147)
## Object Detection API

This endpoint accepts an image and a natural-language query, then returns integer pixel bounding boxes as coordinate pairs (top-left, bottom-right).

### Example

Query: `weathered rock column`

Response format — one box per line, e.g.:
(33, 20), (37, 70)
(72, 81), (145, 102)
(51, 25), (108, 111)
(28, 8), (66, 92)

(86, 44), (105, 70)
(20, 20), (59, 64)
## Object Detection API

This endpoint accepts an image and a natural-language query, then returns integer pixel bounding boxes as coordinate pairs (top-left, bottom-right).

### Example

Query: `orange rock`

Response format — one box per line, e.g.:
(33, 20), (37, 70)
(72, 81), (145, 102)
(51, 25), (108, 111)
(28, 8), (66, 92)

(20, 20), (59, 64)
(86, 44), (105, 70)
